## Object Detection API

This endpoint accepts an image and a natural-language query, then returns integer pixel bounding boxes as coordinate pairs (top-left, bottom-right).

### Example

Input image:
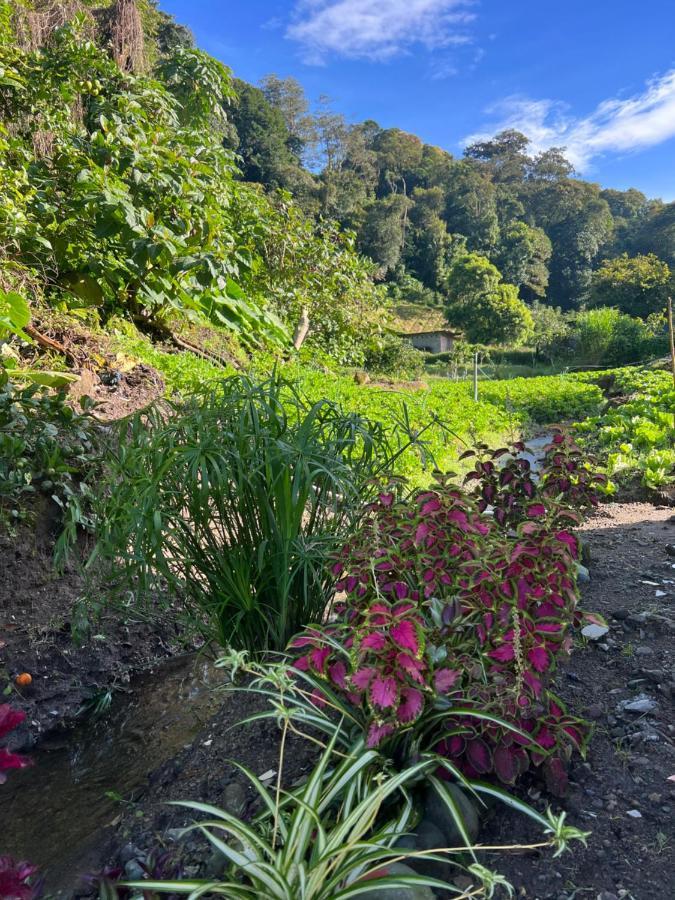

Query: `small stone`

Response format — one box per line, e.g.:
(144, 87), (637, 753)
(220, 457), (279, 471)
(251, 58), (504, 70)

(597, 893), (619, 900)
(576, 563), (591, 583)
(626, 809), (642, 818)
(119, 843), (142, 864)
(635, 646), (654, 657)
(124, 860), (146, 880)
(582, 623), (609, 640)
(588, 703), (604, 719)
(222, 782), (247, 817)
(619, 694), (657, 714)
(165, 828), (184, 842)
(361, 863), (435, 899)
(612, 609), (630, 621)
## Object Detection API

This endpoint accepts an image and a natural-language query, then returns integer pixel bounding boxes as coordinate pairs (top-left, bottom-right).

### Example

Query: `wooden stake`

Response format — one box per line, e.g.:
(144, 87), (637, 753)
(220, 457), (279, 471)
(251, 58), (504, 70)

(668, 296), (675, 388)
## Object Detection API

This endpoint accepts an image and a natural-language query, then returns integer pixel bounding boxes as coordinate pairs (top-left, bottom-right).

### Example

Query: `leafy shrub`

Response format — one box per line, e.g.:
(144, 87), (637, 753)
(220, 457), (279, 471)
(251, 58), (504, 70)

(291, 466), (598, 796)
(0, 376), (100, 551)
(115, 667), (589, 899)
(120, 733), (474, 899)
(574, 368), (675, 490)
(567, 309), (666, 367)
(362, 331), (425, 379)
(462, 431), (606, 528)
(90, 372), (426, 650)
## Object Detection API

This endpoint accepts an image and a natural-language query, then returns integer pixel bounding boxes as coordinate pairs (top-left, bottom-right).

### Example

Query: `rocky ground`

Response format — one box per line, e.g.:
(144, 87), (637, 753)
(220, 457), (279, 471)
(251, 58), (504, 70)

(2, 501), (674, 898)
(482, 501), (675, 900)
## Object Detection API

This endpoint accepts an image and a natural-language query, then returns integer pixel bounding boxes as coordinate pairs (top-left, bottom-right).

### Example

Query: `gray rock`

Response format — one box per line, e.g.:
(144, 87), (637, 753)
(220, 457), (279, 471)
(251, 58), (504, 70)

(222, 781), (247, 817)
(123, 860), (146, 880)
(582, 623), (609, 640)
(408, 818), (454, 884)
(576, 563), (591, 583)
(360, 862), (435, 899)
(619, 693), (657, 714)
(635, 646), (654, 657)
(119, 843), (143, 864)
(422, 782), (480, 846)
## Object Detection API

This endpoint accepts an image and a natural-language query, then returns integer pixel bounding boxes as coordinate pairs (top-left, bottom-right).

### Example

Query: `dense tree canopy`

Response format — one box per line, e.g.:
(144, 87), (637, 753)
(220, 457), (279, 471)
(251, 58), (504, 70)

(590, 254), (673, 319)
(444, 253), (533, 345)
(3, 0), (674, 358)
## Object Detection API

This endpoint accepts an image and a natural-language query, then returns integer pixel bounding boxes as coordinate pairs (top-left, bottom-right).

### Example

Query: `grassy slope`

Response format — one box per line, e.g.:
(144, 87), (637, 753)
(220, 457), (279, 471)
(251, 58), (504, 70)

(113, 330), (603, 482)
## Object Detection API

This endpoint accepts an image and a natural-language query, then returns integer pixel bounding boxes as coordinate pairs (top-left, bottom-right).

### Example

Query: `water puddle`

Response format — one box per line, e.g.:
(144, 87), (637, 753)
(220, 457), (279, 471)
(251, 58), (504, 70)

(1, 652), (226, 894)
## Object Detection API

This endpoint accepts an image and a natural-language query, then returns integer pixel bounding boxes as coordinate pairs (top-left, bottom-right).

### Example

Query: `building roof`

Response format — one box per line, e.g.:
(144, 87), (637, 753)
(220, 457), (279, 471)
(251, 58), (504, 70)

(402, 328), (461, 338)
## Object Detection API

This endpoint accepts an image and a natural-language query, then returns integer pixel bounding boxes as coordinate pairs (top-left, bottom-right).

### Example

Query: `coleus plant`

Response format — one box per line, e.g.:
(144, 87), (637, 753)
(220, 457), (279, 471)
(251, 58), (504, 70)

(291, 471), (600, 796)
(0, 857), (40, 900)
(461, 430), (607, 530)
(0, 704), (32, 784)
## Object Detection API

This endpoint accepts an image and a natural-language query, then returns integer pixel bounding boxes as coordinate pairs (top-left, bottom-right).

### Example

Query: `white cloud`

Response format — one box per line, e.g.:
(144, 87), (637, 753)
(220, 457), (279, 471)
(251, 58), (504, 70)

(286, 0), (475, 63)
(464, 70), (675, 171)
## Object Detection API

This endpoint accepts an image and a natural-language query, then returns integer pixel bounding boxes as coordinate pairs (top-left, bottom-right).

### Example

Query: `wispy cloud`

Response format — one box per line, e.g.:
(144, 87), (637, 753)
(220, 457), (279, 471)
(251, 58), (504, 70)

(286, 0), (476, 64)
(464, 70), (675, 171)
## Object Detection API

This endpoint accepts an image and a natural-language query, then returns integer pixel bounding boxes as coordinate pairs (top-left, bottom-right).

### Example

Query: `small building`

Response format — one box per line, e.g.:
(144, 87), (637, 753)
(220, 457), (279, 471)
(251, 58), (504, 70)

(402, 329), (460, 354)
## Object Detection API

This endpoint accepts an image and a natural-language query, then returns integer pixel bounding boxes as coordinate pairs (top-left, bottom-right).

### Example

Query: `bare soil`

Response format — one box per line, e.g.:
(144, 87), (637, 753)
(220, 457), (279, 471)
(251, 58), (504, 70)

(482, 502), (675, 900)
(2, 501), (674, 898)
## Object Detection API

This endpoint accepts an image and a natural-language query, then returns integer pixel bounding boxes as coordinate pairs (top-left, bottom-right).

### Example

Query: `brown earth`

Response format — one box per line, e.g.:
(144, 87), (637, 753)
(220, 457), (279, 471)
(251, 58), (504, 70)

(2, 501), (674, 898)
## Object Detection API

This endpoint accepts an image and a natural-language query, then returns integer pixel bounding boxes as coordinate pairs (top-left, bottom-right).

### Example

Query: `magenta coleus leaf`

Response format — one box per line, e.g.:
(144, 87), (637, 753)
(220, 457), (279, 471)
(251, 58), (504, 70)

(0, 705), (25, 740)
(493, 745), (518, 784)
(366, 722), (395, 748)
(527, 645), (550, 672)
(361, 632), (387, 651)
(397, 687), (424, 723)
(489, 644), (515, 662)
(328, 661), (347, 689)
(434, 668), (460, 692)
(369, 675), (398, 709)
(351, 667), (376, 690)
(0, 748), (32, 783)
(526, 503), (547, 518)
(390, 619), (419, 655)
(396, 652), (426, 682)
(466, 737), (492, 774)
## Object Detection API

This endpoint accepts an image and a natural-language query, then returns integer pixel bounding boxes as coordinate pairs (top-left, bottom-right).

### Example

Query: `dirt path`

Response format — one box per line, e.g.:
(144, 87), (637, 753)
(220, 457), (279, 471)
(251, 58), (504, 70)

(3, 501), (673, 897)
(483, 501), (675, 900)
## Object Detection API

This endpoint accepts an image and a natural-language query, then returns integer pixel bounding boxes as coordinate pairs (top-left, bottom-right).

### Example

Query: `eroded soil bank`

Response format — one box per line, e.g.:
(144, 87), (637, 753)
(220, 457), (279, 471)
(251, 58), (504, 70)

(2, 502), (674, 898)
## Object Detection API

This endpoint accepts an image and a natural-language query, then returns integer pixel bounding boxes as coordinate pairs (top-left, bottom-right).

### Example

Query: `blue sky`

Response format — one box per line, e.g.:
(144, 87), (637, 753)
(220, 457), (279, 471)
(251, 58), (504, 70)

(161, 1), (675, 200)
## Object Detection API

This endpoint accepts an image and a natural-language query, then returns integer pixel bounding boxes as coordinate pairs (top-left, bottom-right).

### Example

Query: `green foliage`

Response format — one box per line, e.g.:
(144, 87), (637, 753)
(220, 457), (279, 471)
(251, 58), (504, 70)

(362, 331), (425, 379)
(590, 253), (673, 318)
(89, 373), (408, 650)
(445, 254), (534, 345)
(120, 734), (477, 898)
(0, 289), (30, 340)
(574, 369), (675, 490)
(571, 308), (667, 367)
(0, 16), (386, 363)
(496, 221), (552, 299)
(0, 377), (100, 551)
(295, 367), (602, 477)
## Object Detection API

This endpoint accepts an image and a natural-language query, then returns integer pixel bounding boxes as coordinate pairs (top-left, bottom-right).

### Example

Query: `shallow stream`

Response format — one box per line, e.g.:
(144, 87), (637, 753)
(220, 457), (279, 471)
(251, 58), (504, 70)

(2, 653), (226, 894)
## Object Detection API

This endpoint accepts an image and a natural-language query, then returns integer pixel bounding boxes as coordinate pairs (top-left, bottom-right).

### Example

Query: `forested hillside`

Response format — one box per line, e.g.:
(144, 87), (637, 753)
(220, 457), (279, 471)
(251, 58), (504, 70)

(0, 0), (388, 368)
(1, 0), (673, 375)
(227, 57), (675, 319)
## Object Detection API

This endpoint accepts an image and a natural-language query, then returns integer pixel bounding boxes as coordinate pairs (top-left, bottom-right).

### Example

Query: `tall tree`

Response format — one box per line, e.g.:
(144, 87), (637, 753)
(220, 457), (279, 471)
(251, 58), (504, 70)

(590, 253), (673, 318)
(496, 221), (552, 299)
(444, 253), (533, 345)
